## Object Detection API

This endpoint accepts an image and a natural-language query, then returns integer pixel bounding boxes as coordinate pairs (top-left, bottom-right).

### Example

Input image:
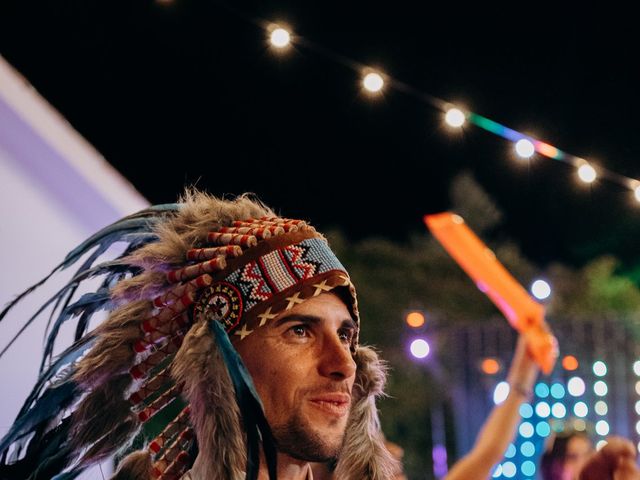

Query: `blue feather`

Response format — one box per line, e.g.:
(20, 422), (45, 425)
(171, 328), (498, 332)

(40, 289), (112, 372)
(0, 381), (78, 454)
(209, 321), (278, 480)
(16, 337), (94, 422)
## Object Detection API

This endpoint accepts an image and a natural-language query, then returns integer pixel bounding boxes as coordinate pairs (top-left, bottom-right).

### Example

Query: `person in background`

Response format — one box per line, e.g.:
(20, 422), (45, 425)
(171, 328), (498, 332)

(443, 333), (539, 480)
(541, 427), (594, 480)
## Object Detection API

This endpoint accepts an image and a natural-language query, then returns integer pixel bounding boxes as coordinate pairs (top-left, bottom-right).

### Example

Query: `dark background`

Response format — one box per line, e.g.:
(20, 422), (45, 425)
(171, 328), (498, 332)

(2, 1), (639, 269)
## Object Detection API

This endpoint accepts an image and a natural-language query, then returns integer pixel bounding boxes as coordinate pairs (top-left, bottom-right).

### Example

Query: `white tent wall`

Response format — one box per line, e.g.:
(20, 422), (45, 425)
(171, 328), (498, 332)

(0, 55), (149, 478)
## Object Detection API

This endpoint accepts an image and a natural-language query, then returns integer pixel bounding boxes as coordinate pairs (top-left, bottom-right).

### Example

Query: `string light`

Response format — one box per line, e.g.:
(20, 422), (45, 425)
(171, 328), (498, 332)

(255, 19), (640, 204)
(445, 108), (466, 127)
(362, 71), (385, 94)
(515, 139), (535, 159)
(269, 25), (292, 49)
(577, 162), (597, 184)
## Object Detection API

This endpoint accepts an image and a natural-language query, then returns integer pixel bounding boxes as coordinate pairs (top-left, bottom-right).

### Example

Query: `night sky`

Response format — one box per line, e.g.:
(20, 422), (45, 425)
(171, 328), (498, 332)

(2, 1), (639, 269)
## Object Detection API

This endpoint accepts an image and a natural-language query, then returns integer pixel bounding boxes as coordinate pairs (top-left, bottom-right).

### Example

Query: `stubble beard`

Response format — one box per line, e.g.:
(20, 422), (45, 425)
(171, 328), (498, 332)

(271, 409), (346, 463)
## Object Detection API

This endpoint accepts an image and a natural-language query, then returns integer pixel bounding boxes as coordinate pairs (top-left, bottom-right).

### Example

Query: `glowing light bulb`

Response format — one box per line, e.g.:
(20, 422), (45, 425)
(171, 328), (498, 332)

(531, 279), (551, 300)
(578, 163), (597, 183)
(597, 440), (608, 450)
(445, 108), (466, 127)
(269, 27), (291, 48)
(515, 139), (535, 158)
(634, 360), (640, 376)
(362, 72), (384, 93)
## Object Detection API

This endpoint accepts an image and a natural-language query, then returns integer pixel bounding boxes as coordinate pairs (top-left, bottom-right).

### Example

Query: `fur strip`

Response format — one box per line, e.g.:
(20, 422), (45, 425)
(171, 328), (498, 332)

(111, 450), (152, 480)
(334, 346), (400, 480)
(172, 321), (246, 479)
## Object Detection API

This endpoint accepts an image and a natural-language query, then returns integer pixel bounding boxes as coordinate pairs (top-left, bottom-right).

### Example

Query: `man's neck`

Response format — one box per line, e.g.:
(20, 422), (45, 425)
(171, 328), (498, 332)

(257, 452), (312, 480)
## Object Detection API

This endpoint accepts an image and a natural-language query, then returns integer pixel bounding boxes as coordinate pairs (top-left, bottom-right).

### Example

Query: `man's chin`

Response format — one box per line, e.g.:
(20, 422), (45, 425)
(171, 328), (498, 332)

(272, 418), (345, 463)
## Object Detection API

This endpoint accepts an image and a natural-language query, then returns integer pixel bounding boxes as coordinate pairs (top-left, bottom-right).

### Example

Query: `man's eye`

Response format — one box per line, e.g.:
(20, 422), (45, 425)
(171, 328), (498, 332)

(339, 329), (355, 343)
(290, 325), (308, 337)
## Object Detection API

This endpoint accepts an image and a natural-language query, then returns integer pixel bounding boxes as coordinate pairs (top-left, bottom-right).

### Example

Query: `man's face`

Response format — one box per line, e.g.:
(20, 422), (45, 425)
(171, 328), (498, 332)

(234, 292), (357, 462)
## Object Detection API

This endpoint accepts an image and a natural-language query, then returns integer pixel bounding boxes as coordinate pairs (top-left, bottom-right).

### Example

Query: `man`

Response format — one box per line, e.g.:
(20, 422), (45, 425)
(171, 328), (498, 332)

(0, 192), (397, 479)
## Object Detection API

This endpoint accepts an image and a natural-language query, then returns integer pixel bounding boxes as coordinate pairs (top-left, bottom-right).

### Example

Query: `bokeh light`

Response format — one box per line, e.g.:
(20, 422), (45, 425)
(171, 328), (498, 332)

(409, 338), (430, 359)
(594, 380), (608, 396)
(595, 420), (610, 436)
(521, 460), (536, 476)
(574, 401), (588, 417)
(521, 441), (536, 457)
(515, 139), (535, 158)
(445, 108), (466, 127)
(593, 361), (607, 376)
(494, 381), (510, 405)
(531, 279), (551, 300)
(519, 422), (534, 438)
(269, 27), (291, 48)
(535, 402), (551, 418)
(568, 377), (586, 396)
(362, 71), (384, 93)
(535, 383), (550, 398)
(551, 403), (567, 418)
(562, 355), (579, 371)
(502, 461), (516, 478)
(595, 400), (608, 416)
(578, 163), (597, 183)
(504, 443), (516, 458)
(536, 421), (551, 437)
(519, 403), (533, 419)
(405, 310), (426, 328)
(481, 358), (501, 375)
(550, 383), (566, 399)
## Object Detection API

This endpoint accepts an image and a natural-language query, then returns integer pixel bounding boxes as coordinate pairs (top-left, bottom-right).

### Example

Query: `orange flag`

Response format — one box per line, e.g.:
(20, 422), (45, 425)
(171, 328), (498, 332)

(424, 212), (557, 374)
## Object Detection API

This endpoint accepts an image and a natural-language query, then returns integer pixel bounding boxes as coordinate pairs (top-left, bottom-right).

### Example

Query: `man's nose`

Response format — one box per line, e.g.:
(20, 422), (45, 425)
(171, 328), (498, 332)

(318, 334), (357, 380)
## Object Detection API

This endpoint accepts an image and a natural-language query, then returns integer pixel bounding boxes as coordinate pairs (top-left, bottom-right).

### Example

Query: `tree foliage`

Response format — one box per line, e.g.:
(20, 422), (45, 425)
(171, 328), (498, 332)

(326, 172), (640, 478)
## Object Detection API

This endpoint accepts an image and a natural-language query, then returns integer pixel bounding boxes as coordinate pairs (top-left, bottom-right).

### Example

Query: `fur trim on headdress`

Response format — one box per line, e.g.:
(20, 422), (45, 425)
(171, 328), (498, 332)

(171, 321), (245, 479)
(334, 346), (400, 480)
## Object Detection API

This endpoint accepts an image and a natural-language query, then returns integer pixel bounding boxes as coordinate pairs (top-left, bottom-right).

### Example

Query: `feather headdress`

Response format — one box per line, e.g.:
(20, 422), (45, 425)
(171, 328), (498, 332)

(0, 191), (398, 480)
